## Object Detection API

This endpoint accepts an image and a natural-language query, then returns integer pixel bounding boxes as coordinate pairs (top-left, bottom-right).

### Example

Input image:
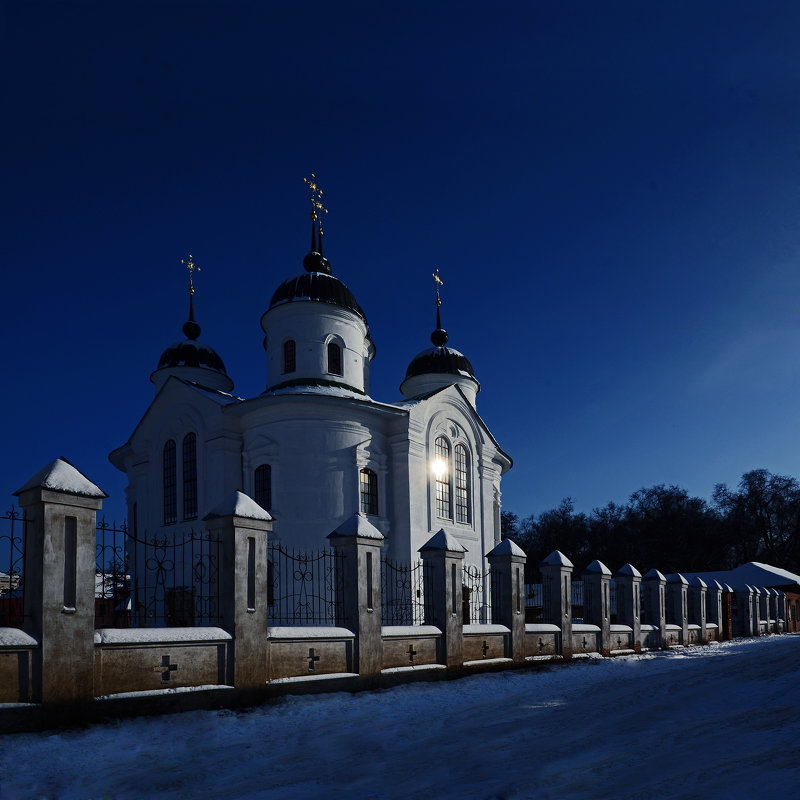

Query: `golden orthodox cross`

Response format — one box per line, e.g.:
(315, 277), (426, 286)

(304, 173), (328, 232)
(181, 254), (200, 295)
(433, 268), (444, 307)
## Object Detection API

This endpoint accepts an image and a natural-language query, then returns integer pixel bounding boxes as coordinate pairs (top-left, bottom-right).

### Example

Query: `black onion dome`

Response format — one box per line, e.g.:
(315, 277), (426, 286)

(269, 271), (369, 327)
(157, 340), (228, 374)
(405, 346), (476, 380)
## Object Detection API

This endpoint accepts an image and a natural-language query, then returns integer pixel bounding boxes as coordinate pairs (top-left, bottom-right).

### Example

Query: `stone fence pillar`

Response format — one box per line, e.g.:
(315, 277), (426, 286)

(420, 529), (466, 670)
(767, 589), (778, 633)
(643, 569), (667, 649)
(582, 560), (611, 656)
(204, 491), (272, 690)
(777, 590), (787, 633)
(328, 513), (384, 677)
(753, 587), (763, 635)
(705, 579), (723, 640)
(736, 586), (754, 637)
(487, 539), (526, 663)
(666, 573), (688, 645)
(15, 458), (106, 707)
(615, 564), (642, 652)
(688, 577), (708, 644)
(721, 584), (734, 640)
(540, 550), (573, 659)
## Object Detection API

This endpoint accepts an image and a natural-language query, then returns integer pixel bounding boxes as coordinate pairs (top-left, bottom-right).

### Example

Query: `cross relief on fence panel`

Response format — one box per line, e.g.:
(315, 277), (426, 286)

(154, 655), (178, 684)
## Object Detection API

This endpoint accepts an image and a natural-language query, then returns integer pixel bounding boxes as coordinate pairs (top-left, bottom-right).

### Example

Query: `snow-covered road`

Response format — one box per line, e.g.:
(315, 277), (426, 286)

(2, 635), (799, 799)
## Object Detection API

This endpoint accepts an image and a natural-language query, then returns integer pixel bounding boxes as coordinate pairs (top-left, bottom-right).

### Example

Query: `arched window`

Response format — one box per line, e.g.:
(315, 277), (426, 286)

(360, 468), (378, 515)
(163, 440), (177, 525)
(434, 435), (452, 520)
(283, 339), (296, 374)
(254, 464), (272, 511)
(327, 341), (342, 376)
(454, 443), (470, 524)
(182, 433), (197, 520)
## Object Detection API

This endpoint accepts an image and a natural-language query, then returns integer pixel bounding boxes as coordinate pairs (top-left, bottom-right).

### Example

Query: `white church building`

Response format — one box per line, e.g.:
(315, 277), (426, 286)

(109, 207), (512, 569)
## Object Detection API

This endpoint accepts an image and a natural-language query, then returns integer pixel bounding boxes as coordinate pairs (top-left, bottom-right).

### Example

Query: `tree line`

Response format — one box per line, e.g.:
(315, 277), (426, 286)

(501, 468), (800, 579)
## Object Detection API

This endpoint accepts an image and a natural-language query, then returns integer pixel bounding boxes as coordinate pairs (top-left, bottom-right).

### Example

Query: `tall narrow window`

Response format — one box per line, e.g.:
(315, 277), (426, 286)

(163, 440), (177, 524)
(454, 444), (470, 524)
(327, 341), (342, 376)
(182, 433), (197, 520)
(360, 468), (378, 515)
(435, 435), (451, 519)
(283, 339), (296, 373)
(254, 464), (272, 511)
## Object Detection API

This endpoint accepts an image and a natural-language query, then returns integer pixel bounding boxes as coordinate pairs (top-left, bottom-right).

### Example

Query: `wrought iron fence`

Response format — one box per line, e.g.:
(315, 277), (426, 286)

(381, 557), (431, 625)
(267, 542), (344, 626)
(462, 563), (493, 624)
(0, 507), (26, 627)
(96, 520), (222, 628)
(525, 574), (553, 623)
(571, 580), (584, 623)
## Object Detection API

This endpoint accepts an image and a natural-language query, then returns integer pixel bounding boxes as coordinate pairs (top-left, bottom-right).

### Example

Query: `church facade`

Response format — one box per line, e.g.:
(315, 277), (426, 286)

(109, 211), (512, 569)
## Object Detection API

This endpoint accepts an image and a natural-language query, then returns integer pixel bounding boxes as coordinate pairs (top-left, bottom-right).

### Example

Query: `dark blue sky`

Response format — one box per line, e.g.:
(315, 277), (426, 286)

(3, 1), (800, 523)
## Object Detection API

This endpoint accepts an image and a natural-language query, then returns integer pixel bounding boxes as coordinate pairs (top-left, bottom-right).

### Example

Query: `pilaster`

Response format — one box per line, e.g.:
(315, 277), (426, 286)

(643, 569), (667, 649)
(540, 550), (573, 659)
(327, 513), (384, 677)
(420, 529), (466, 669)
(615, 564), (642, 652)
(204, 491), (272, 690)
(582, 560), (611, 656)
(486, 539), (526, 663)
(15, 458), (106, 707)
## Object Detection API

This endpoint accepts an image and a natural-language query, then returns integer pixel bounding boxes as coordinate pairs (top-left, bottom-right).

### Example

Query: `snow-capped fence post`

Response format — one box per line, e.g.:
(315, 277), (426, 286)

(540, 551), (573, 659)
(614, 564), (642, 652)
(486, 539), (526, 663)
(14, 458), (106, 708)
(705, 580), (723, 641)
(736, 586), (754, 637)
(643, 569), (667, 649)
(766, 589), (777, 634)
(721, 584), (734, 640)
(752, 587), (763, 635)
(327, 514), (384, 678)
(666, 573), (688, 646)
(203, 491), (271, 691)
(776, 590), (786, 633)
(688, 577), (707, 644)
(582, 560), (611, 656)
(419, 529), (466, 670)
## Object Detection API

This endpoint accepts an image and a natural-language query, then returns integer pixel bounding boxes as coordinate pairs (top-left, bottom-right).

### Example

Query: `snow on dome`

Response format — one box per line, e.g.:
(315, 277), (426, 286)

(204, 491), (272, 522)
(583, 559), (611, 576)
(15, 457), (107, 499)
(327, 513), (384, 541)
(419, 529), (468, 553)
(616, 563), (642, 578)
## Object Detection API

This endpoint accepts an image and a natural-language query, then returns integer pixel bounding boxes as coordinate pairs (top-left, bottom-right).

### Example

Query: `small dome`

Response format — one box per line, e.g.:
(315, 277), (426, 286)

(157, 339), (228, 374)
(269, 271), (369, 329)
(405, 346), (475, 380)
(151, 293), (234, 393)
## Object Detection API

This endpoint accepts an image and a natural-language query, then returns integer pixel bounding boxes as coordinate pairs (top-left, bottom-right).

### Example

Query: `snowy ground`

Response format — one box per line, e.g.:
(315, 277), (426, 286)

(2, 635), (800, 800)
